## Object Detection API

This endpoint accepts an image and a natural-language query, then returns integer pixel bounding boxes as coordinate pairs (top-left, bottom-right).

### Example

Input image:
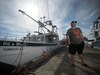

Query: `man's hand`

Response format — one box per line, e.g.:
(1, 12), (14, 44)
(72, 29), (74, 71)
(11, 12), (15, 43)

(67, 35), (71, 45)
(81, 33), (84, 42)
(69, 42), (71, 45)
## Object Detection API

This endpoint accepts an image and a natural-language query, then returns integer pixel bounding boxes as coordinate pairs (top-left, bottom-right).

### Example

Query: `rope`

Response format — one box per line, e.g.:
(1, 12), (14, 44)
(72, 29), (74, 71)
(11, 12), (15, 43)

(11, 42), (59, 75)
(18, 39), (24, 64)
(11, 40), (24, 75)
(12, 48), (21, 65)
(35, 62), (45, 66)
(11, 64), (22, 74)
(19, 50), (57, 75)
(11, 49), (57, 75)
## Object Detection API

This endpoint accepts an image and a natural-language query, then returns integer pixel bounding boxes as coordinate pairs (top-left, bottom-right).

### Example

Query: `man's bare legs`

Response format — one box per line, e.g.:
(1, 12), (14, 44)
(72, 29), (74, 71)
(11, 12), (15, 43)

(79, 54), (90, 67)
(79, 54), (85, 64)
(71, 54), (85, 64)
(71, 54), (75, 64)
(70, 54), (75, 67)
(71, 53), (90, 67)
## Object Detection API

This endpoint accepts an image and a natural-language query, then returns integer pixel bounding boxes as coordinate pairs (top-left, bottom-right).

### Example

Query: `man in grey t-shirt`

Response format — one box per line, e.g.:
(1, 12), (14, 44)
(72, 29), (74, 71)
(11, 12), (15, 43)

(67, 27), (82, 44)
(66, 21), (90, 67)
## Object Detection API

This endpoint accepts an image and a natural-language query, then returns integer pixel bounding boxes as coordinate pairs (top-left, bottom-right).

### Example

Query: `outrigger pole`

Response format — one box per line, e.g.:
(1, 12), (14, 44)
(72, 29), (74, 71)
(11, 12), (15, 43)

(19, 9), (50, 32)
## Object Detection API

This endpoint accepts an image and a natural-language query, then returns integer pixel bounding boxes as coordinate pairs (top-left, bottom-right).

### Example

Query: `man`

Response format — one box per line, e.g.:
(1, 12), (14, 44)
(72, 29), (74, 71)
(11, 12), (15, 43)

(66, 21), (90, 67)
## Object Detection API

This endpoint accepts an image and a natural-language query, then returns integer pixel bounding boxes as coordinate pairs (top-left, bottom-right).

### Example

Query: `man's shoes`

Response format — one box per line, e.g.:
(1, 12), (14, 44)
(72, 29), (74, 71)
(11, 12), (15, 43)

(81, 64), (90, 68)
(70, 64), (75, 67)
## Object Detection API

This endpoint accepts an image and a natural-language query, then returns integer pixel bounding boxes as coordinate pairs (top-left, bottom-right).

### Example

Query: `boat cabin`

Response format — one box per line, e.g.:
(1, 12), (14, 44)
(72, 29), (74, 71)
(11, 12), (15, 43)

(23, 33), (58, 44)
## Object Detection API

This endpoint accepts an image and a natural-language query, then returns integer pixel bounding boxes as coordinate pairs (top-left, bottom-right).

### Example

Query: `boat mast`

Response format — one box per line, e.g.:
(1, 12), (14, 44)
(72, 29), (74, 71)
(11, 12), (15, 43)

(90, 15), (100, 32)
(19, 10), (50, 34)
(19, 9), (57, 34)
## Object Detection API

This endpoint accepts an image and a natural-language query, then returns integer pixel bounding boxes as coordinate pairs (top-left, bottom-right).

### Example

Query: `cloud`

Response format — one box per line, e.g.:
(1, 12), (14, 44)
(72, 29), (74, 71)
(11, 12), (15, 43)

(0, 0), (100, 40)
(81, 22), (92, 25)
(0, 0), (40, 35)
(91, 11), (96, 16)
(80, 27), (94, 40)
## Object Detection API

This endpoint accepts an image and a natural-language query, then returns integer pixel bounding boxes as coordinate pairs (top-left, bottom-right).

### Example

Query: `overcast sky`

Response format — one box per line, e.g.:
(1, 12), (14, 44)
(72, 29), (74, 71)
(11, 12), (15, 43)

(0, 0), (100, 40)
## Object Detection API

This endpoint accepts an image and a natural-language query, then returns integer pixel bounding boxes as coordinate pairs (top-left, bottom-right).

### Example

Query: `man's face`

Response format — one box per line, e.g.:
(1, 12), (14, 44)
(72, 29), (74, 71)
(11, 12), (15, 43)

(71, 21), (76, 27)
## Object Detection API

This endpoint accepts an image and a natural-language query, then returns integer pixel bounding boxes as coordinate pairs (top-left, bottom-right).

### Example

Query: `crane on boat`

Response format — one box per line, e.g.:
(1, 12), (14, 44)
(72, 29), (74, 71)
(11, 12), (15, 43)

(19, 10), (57, 34)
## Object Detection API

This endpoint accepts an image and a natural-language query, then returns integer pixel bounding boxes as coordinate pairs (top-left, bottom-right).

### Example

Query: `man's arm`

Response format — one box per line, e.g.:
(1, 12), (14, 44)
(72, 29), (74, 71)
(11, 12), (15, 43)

(67, 35), (71, 45)
(80, 33), (84, 42)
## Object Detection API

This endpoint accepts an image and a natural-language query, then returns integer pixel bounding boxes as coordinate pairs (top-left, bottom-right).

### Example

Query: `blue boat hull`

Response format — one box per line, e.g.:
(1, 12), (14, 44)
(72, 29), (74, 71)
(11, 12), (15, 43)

(92, 41), (100, 47)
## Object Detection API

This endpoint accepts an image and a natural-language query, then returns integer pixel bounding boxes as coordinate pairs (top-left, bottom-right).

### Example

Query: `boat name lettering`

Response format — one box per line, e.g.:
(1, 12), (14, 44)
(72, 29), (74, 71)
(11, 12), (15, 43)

(16, 42), (27, 46)
(3, 42), (27, 46)
(3, 48), (22, 51)
(3, 42), (10, 46)
(16, 42), (20, 46)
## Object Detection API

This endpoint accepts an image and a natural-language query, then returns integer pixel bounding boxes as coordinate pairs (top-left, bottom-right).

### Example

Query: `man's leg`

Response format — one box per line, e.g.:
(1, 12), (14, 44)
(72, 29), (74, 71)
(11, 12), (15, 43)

(69, 43), (76, 67)
(79, 54), (85, 64)
(78, 42), (85, 64)
(71, 54), (75, 64)
(79, 54), (90, 67)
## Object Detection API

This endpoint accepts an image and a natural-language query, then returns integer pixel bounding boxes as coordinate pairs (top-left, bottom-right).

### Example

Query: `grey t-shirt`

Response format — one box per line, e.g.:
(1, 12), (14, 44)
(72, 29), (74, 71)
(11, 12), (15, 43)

(66, 27), (82, 44)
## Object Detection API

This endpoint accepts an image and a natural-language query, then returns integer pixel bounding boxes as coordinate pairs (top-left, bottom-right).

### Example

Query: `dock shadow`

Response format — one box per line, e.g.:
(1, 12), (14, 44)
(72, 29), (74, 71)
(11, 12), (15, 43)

(54, 46), (77, 75)
(28, 47), (66, 72)
(74, 59), (100, 75)
(83, 52), (100, 65)
(28, 46), (100, 75)
(54, 46), (100, 75)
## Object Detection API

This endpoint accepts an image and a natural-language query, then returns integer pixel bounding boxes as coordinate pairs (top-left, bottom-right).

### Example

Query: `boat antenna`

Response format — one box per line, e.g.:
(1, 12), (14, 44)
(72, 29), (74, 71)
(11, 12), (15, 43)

(97, 15), (100, 21)
(47, 0), (49, 20)
(23, 19), (29, 34)
(38, 0), (40, 20)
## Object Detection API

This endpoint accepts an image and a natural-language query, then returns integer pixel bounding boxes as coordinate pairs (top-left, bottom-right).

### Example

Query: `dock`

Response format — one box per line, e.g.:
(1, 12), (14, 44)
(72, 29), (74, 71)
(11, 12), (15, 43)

(26, 45), (100, 75)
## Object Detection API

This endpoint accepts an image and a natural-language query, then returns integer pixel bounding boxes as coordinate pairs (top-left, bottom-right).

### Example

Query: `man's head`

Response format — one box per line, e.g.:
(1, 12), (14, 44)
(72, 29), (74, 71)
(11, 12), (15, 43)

(71, 21), (77, 27)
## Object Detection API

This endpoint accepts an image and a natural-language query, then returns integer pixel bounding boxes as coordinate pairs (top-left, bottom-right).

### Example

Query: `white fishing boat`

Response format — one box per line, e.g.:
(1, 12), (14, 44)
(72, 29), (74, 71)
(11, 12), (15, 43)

(0, 10), (60, 66)
(89, 15), (100, 47)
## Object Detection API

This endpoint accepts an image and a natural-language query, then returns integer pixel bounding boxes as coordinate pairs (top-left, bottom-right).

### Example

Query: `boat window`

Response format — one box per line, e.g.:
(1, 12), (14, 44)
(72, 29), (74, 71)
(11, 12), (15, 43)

(29, 37), (31, 41)
(48, 36), (52, 42)
(53, 36), (57, 43)
(41, 36), (44, 41)
(33, 37), (36, 41)
(37, 37), (40, 42)
(95, 31), (98, 37)
(99, 24), (100, 28)
(53, 37), (56, 40)
(48, 36), (57, 43)
(97, 37), (100, 41)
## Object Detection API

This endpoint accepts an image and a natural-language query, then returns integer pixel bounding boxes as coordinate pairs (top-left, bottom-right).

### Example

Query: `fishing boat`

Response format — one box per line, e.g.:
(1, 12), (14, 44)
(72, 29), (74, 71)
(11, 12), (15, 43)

(0, 10), (60, 66)
(89, 15), (100, 48)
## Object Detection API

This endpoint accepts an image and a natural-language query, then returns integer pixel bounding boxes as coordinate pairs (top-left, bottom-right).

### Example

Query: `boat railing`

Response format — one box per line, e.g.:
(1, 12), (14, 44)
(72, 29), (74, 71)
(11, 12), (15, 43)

(0, 32), (24, 40)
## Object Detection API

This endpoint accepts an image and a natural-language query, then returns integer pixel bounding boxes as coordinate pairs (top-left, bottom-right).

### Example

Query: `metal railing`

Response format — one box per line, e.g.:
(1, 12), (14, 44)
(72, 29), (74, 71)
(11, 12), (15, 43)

(0, 32), (24, 40)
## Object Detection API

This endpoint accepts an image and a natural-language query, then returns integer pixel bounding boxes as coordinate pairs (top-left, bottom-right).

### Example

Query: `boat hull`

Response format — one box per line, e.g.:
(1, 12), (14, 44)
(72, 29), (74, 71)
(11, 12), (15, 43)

(92, 41), (100, 47)
(0, 40), (59, 66)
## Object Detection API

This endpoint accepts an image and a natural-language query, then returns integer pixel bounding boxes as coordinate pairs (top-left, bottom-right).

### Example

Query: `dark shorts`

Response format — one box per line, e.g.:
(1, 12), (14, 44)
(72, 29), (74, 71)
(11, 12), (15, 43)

(69, 42), (84, 55)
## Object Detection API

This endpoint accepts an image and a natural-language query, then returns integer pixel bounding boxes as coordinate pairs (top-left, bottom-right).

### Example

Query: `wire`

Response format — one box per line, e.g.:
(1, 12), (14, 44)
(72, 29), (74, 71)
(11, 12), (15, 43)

(38, 0), (40, 20)
(23, 16), (29, 34)
(18, 40), (24, 64)
(12, 47), (21, 65)
(47, 0), (49, 20)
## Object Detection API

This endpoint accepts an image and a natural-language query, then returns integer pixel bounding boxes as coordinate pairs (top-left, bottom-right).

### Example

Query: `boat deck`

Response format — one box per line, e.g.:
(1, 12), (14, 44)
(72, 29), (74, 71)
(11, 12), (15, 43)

(27, 46), (100, 75)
